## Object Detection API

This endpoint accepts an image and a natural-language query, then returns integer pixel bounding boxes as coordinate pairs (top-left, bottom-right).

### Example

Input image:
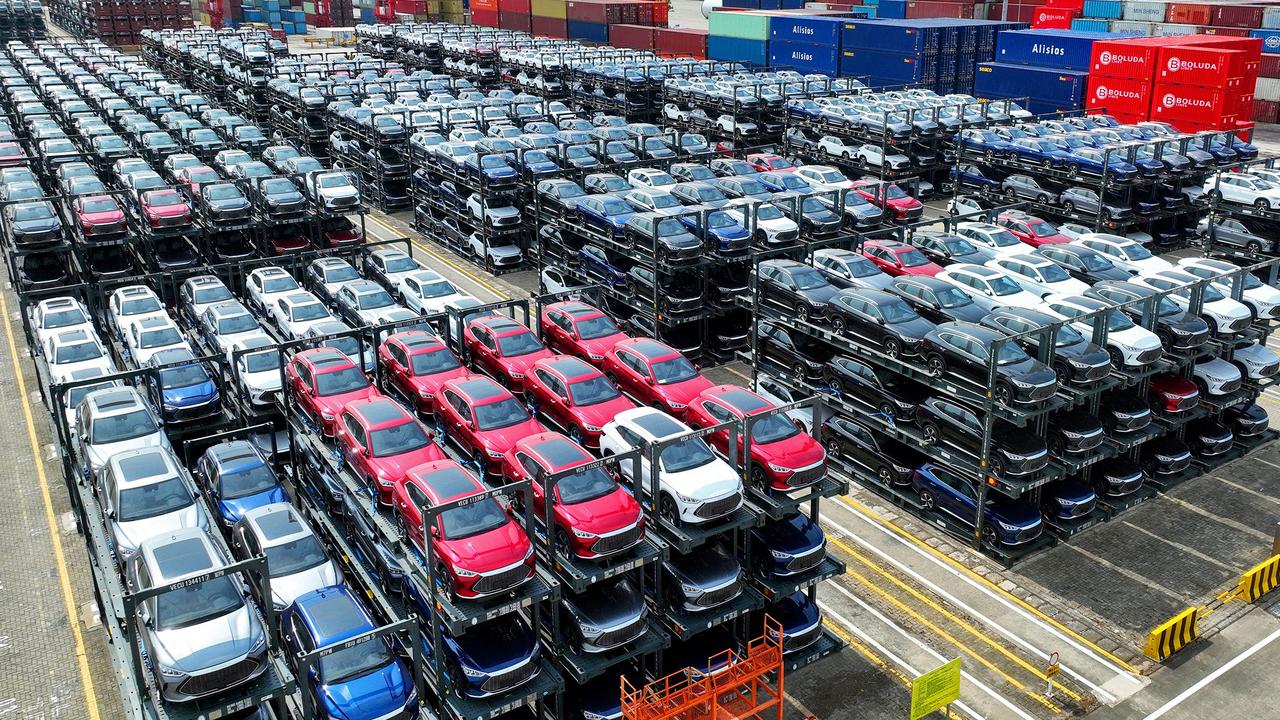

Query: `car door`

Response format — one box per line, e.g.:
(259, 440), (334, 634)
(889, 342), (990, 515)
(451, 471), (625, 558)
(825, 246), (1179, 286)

(514, 452), (549, 516)
(614, 425), (649, 491)
(698, 399), (738, 457)
(339, 411), (371, 480)
(401, 480), (430, 548)
(614, 348), (652, 403)
(469, 325), (498, 376)
(384, 343), (411, 396)
(440, 389), (472, 449)
(542, 309), (572, 353)
(533, 368), (570, 429)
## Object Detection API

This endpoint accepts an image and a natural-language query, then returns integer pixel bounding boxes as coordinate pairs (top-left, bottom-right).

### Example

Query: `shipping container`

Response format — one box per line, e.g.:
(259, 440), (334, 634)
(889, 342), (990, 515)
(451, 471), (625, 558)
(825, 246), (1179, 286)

(708, 34), (770, 64)
(1109, 20), (1155, 34)
(530, 14), (567, 35)
(1150, 81), (1230, 122)
(566, 0), (626, 23)
(709, 9), (772, 39)
(1155, 22), (1199, 34)
(770, 39), (841, 74)
(530, 0), (565, 17)
(497, 10), (530, 29)
(1197, 25), (1252, 36)
(975, 61), (1090, 105)
(1265, 6), (1280, 29)
(1071, 19), (1112, 31)
(1083, 0), (1123, 18)
(656, 27), (709, 56)
(995, 28), (1118, 70)
(1086, 75), (1154, 118)
(1257, 75), (1280, 100)
(723, 0), (762, 6)
(879, 0), (907, 17)
(1164, 1), (1211, 24)
(1122, 0), (1166, 21)
(611, 23), (655, 48)
(841, 18), (939, 54)
(1212, 3), (1263, 29)
(905, 1), (974, 18)
(1251, 28), (1280, 52)
(770, 15), (845, 44)
(1156, 45), (1245, 88)
(567, 18), (608, 42)
(1261, 51), (1280, 75)
(1033, 6), (1077, 28)
(841, 47), (934, 81)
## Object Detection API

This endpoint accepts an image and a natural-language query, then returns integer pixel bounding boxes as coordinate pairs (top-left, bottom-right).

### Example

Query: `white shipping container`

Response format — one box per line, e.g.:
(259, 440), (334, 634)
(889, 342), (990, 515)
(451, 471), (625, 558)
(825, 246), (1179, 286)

(1110, 20), (1155, 35)
(1257, 77), (1280, 102)
(1263, 6), (1280, 28)
(1154, 22), (1197, 35)
(1122, 0), (1166, 21)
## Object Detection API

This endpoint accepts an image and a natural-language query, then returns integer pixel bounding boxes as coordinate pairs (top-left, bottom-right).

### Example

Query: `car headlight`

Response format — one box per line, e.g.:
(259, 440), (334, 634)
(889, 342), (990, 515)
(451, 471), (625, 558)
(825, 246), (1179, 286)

(454, 566), (479, 578)
(157, 664), (186, 679)
(460, 664), (487, 678)
(1010, 378), (1034, 388)
(674, 492), (699, 504)
(418, 389), (434, 399)
(509, 371), (525, 380)
(523, 545), (535, 561)
(997, 520), (1023, 532)
(769, 549), (792, 560)
(680, 582), (702, 594)
(320, 408), (335, 420)
(582, 424), (602, 432)
(249, 631), (268, 655)
(572, 527), (597, 538)
(587, 352), (604, 360)
(487, 449), (505, 459)
(768, 463), (790, 473)
(1061, 429), (1082, 439)
(668, 401), (686, 410)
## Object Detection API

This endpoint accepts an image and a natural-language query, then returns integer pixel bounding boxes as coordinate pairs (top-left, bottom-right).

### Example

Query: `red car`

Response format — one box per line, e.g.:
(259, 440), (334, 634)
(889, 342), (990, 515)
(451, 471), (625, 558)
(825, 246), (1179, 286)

(270, 234), (310, 255)
(996, 212), (1070, 247)
(436, 375), (546, 474)
(525, 356), (635, 449)
(322, 217), (363, 247)
(502, 432), (644, 559)
(378, 330), (471, 414)
(539, 300), (628, 364)
(850, 180), (923, 221)
(860, 239), (942, 277)
(0, 142), (27, 167)
(684, 385), (827, 491)
(1149, 373), (1201, 413)
(335, 397), (447, 504)
(463, 314), (555, 393)
(285, 347), (384, 437)
(746, 152), (797, 174)
(601, 338), (711, 417)
(139, 189), (192, 229)
(392, 460), (534, 599)
(74, 195), (126, 236)
(176, 165), (220, 194)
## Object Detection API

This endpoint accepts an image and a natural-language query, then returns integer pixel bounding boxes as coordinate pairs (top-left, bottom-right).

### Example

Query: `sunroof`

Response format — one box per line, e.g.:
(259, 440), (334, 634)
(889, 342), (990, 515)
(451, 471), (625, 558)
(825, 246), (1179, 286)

(531, 436), (589, 468)
(632, 412), (682, 438)
(421, 465), (478, 499)
(360, 399), (405, 425)
(255, 507), (305, 542)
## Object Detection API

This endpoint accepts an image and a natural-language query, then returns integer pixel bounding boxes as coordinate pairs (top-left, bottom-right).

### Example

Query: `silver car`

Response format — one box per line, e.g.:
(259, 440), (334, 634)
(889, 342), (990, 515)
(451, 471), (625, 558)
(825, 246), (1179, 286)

(126, 528), (268, 702)
(74, 386), (172, 478)
(99, 446), (210, 563)
(231, 503), (342, 612)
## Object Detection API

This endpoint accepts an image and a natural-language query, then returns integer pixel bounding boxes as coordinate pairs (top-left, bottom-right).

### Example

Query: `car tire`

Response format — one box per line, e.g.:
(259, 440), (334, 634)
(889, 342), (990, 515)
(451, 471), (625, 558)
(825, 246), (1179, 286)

(750, 463), (769, 491)
(876, 465), (895, 485)
(919, 421), (940, 445)
(830, 315), (847, 333)
(659, 494), (681, 526)
(797, 304), (812, 323)
(1106, 347), (1125, 369)
(554, 526), (573, 555)
(1247, 240), (1263, 253)
(1005, 187), (1017, 201)
(1037, 194), (1049, 204)
(883, 338), (901, 359)
(1062, 201), (1075, 213)
(878, 401), (896, 418)
(436, 563), (457, 600)
(994, 382), (1014, 406)
(980, 524), (999, 548)
(1048, 435), (1065, 457)
(1256, 198), (1271, 211)
(471, 449), (488, 473)
(568, 424), (586, 446)
(924, 353), (946, 377)
(918, 489), (936, 510)
(792, 361), (807, 379)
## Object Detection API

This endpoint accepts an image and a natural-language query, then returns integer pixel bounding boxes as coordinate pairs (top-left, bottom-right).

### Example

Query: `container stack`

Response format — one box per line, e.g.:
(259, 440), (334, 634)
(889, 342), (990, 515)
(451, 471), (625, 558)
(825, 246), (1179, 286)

(471, 0), (496, 25)
(532, 0), (567, 38)
(242, 0), (308, 33)
(654, 26), (709, 57)
(769, 15), (844, 75)
(838, 17), (1027, 89)
(974, 28), (1114, 113)
(50, 0), (194, 44)
(708, 9), (773, 63)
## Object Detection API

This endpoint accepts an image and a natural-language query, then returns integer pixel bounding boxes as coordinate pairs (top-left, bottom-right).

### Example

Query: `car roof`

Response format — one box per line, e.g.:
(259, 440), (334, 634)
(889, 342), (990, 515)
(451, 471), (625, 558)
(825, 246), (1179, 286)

(294, 585), (373, 643)
(452, 375), (507, 401)
(243, 503), (312, 545)
(140, 529), (218, 581)
(622, 407), (687, 439)
(349, 397), (409, 425)
(109, 446), (178, 486)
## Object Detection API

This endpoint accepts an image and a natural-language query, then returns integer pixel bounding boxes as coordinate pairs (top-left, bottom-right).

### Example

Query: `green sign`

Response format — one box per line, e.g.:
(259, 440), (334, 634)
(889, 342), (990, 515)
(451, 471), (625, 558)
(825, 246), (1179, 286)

(910, 658), (962, 720)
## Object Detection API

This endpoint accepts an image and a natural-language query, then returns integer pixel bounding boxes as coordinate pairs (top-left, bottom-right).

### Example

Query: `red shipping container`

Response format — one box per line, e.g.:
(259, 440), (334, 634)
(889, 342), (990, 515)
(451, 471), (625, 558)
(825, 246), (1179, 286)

(1235, 120), (1256, 141)
(1211, 3), (1263, 28)
(1261, 52), (1280, 76)
(1150, 82), (1232, 124)
(1165, 2), (1214, 24)
(566, 0), (628, 24)
(610, 23), (656, 48)
(1033, 7), (1077, 28)
(1233, 91), (1257, 118)
(1090, 39), (1160, 78)
(506, 0), (531, 12)
(905, 1), (973, 18)
(1156, 46), (1245, 88)
(655, 27), (708, 57)
(498, 10), (530, 30)
(472, 7), (497, 24)
(1087, 76), (1154, 119)
(1046, 0), (1084, 9)
(531, 15), (567, 37)
(1196, 25), (1251, 36)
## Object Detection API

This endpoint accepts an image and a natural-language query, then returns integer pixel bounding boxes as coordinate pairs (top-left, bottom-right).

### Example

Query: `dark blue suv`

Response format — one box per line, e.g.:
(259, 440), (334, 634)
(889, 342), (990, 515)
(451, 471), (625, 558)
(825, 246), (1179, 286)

(282, 586), (418, 720)
(193, 440), (288, 527)
(910, 463), (1043, 547)
(749, 512), (826, 579)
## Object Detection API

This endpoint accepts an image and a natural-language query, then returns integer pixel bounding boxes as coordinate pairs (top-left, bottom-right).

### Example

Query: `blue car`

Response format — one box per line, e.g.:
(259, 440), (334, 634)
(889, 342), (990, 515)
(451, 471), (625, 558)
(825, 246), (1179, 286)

(1061, 146), (1138, 180)
(786, 98), (823, 120)
(956, 129), (1016, 158)
(749, 512), (826, 579)
(1040, 477), (1097, 523)
(679, 208), (750, 252)
(194, 440), (288, 526)
(571, 674), (624, 720)
(402, 577), (542, 698)
(949, 164), (1002, 193)
(576, 194), (635, 238)
(578, 244), (629, 287)
(756, 171), (814, 195)
(464, 153), (518, 185)
(761, 591), (823, 654)
(520, 149), (560, 175)
(1009, 138), (1073, 168)
(147, 348), (221, 423)
(910, 463), (1043, 547)
(283, 586), (419, 720)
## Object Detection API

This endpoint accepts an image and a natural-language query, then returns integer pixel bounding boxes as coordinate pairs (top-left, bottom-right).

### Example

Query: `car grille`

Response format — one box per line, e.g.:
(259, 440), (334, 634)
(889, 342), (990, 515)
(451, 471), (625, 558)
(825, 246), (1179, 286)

(1106, 475), (1144, 496)
(1080, 363), (1111, 382)
(156, 214), (188, 227)
(774, 230), (799, 243)
(492, 215), (520, 227)
(171, 401), (218, 421)
(783, 622), (823, 653)
(786, 461), (826, 488)
(1173, 330), (1210, 350)
(1200, 435), (1233, 455)
(593, 616), (647, 650)
(1113, 410), (1152, 431)
(591, 523), (643, 556)
(493, 254), (521, 267)
(89, 221), (125, 234)
(1135, 348), (1162, 364)
(1258, 363), (1280, 378)
(694, 492), (740, 520)
(667, 295), (705, 311)
(1159, 455), (1191, 474)
(1025, 383), (1057, 402)
(1069, 431), (1105, 452)
(785, 544), (826, 574)
(1062, 498), (1095, 519)
(330, 196), (358, 208)
(1171, 394), (1201, 411)
(471, 563), (532, 595)
(177, 658), (258, 697)
(1008, 525), (1041, 544)
(1219, 378), (1242, 394)
(275, 201), (306, 215)
(693, 578), (743, 609)
(479, 658), (539, 695)
(1228, 317), (1251, 333)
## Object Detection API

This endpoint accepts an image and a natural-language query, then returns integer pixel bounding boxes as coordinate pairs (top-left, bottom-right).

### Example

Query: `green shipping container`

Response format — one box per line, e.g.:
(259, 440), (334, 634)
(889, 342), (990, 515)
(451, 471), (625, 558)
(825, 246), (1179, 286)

(301, 1), (314, 12)
(708, 10), (772, 41)
(531, 0), (566, 19)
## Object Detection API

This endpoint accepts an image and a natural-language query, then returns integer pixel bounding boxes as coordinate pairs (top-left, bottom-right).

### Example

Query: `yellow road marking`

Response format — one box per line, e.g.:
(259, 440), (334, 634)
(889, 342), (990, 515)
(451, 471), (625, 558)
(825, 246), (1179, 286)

(0, 292), (102, 720)
(364, 214), (506, 298)
(830, 534), (1086, 704)
(821, 618), (913, 687)
(840, 495), (1141, 674)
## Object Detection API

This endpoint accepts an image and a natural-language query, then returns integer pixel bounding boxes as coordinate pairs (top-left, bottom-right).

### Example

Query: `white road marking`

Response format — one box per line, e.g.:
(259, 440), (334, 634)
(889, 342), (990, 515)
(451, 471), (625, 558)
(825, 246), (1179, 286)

(1141, 625), (1280, 720)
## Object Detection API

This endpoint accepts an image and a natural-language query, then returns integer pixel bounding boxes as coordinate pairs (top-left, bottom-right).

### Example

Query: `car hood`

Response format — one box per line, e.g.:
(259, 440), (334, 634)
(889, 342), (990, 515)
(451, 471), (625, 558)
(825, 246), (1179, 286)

(991, 428), (1046, 457)
(987, 497), (1043, 527)
(166, 380), (218, 407)
(219, 486), (287, 525)
(446, 519), (530, 572)
(88, 431), (169, 472)
(659, 374), (715, 407)
(801, 285), (840, 306)
(115, 503), (206, 555)
(663, 457), (740, 499)
(559, 486), (641, 535)
(755, 515), (825, 555)
(565, 581), (646, 626)
(754, 432), (825, 471)
(152, 604), (262, 672)
(575, 395), (638, 428)
(372, 444), (447, 481)
(770, 592), (821, 631)
(1000, 359), (1056, 386)
(890, 315), (936, 342)
(489, 244), (523, 259)
(272, 561), (341, 609)
(666, 548), (741, 586)
(321, 660), (411, 720)
(479, 417), (547, 454)
(452, 618), (538, 668)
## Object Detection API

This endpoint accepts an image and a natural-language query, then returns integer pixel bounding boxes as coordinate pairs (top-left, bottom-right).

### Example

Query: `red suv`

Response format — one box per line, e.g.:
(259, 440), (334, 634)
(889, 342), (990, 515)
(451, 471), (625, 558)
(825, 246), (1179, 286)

(139, 189), (193, 229)
(336, 397), (447, 504)
(601, 338), (712, 417)
(684, 385), (827, 491)
(526, 356), (635, 449)
(463, 314), (555, 393)
(378, 330), (472, 414)
(850, 180), (923, 220)
(1149, 373), (1201, 413)
(436, 375), (547, 474)
(502, 432), (644, 559)
(74, 195), (127, 236)
(285, 348), (383, 437)
(860, 239), (942, 277)
(996, 212), (1070, 247)
(539, 301), (628, 364)
(393, 460), (534, 599)
(746, 153), (796, 173)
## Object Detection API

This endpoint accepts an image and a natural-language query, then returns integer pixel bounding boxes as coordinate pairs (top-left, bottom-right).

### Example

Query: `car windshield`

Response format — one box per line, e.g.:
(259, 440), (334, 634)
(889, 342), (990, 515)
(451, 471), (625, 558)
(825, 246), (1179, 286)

(69, 381), (115, 408)
(558, 467), (616, 504)
(1026, 220), (1056, 236)
(217, 313), (258, 334)
(409, 346), (459, 375)
(317, 175), (348, 188)
(292, 303), (328, 322)
(884, 185), (908, 200)
(56, 341), (102, 363)
(356, 290), (394, 309)
(219, 461), (277, 499)
(475, 397), (530, 430)
(790, 267), (829, 291)
(192, 285), (232, 304)
(320, 638), (394, 684)
(880, 298), (920, 323)
(369, 422), (430, 457)
(155, 575), (241, 631)
(660, 437), (715, 473)
(265, 534), (327, 576)
(751, 413), (799, 444)
(92, 408), (157, 444)
(383, 256), (417, 273)
(159, 364), (207, 389)
(989, 275), (1024, 296)
(706, 211), (736, 229)
(263, 276), (298, 293)
(441, 497), (508, 538)
(147, 193), (184, 207)
(139, 327), (182, 348)
(600, 198), (631, 215)
(43, 307), (87, 327)
(81, 197), (118, 213)
(569, 375), (621, 405)
(1181, 282), (1224, 303)
(117, 475), (191, 522)
(1107, 310), (1135, 331)
(996, 342), (1030, 365)
(14, 203), (52, 220)
(1119, 243), (1152, 260)
(315, 367), (368, 396)
(652, 356), (698, 385)
(897, 248), (930, 268)
(1039, 264), (1070, 283)
(1079, 252), (1113, 271)
(497, 330), (543, 357)
(576, 315), (620, 340)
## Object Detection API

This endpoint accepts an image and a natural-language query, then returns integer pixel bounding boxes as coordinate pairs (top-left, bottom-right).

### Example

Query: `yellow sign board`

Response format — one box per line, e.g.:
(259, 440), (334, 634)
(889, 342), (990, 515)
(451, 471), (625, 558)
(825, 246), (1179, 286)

(910, 658), (962, 720)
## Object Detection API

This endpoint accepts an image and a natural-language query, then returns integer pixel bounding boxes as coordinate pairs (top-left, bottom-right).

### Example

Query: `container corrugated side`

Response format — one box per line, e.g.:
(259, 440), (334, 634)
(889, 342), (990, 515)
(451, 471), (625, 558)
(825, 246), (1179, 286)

(1082, 0), (1122, 19)
(707, 34), (770, 64)
(768, 15), (844, 45)
(708, 9), (772, 40)
(1121, 0), (1165, 21)
(840, 18), (939, 54)
(974, 61), (1089, 104)
(1109, 20), (1155, 34)
(995, 28), (1118, 70)
(770, 39), (841, 74)
(1070, 18), (1111, 31)
(841, 47), (934, 82)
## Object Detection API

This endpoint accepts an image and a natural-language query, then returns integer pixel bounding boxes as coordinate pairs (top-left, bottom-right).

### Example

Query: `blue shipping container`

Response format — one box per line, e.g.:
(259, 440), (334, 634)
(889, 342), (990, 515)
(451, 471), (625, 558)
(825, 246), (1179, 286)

(879, 0), (906, 18)
(721, 0), (762, 7)
(769, 15), (845, 46)
(974, 62), (1088, 106)
(1081, 0), (1122, 19)
(841, 19), (939, 55)
(567, 20), (609, 43)
(995, 29), (1118, 70)
(770, 40), (840, 76)
(781, 0), (805, 8)
(1070, 19), (1111, 32)
(842, 48), (935, 83)
(708, 36), (770, 65)
(1250, 29), (1280, 53)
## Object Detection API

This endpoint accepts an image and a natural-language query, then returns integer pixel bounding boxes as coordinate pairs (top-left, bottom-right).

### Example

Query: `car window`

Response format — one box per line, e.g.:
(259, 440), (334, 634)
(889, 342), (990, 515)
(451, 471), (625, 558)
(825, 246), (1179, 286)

(342, 413), (365, 447)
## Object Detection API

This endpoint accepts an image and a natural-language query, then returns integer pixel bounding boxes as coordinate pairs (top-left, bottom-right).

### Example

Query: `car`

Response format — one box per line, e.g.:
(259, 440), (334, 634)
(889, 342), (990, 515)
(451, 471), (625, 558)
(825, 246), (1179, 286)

(1192, 357), (1244, 397)
(755, 258), (839, 323)
(1042, 294), (1164, 368)
(1131, 270), (1253, 337)
(1205, 173), (1280, 210)
(394, 269), (471, 315)
(252, 176), (308, 218)
(810, 248), (893, 291)
(1184, 417), (1235, 459)
(1141, 435), (1193, 478)
(336, 396), (447, 505)
(935, 263), (1043, 312)
(1039, 477), (1098, 523)
(1230, 340), (1280, 382)
(1148, 372), (1201, 415)
(756, 321), (835, 382)
(794, 165), (855, 191)
(558, 575), (648, 655)
(575, 194), (636, 239)
(124, 528), (265, 702)
(227, 335), (282, 410)
(435, 375), (547, 474)
(73, 194), (127, 237)
(525, 354), (635, 448)
(685, 385), (826, 491)
(915, 397), (1049, 477)
(502, 432), (645, 559)
(193, 440), (287, 527)
(861, 239), (943, 278)
(1095, 388), (1155, 437)
(229, 503), (341, 612)
(602, 338), (712, 417)
(44, 326), (115, 376)
(334, 279), (402, 327)
(981, 307), (1113, 385)
(911, 463), (1042, 546)
(536, 178), (588, 214)
(1178, 257), (1280, 321)
(825, 288), (937, 359)
(463, 314), (555, 393)
(29, 296), (94, 352)
(849, 179), (923, 221)
(4, 199), (62, 245)
(660, 542), (744, 612)
(909, 230), (992, 266)
(824, 353), (927, 419)
(363, 248), (425, 293)
(1036, 244), (1133, 284)
(245, 266), (301, 314)
(986, 253), (1090, 298)
(954, 222), (1027, 258)
(917, 321), (1059, 403)
(281, 586), (418, 719)
(1198, 215), (1273, 254)
(746, 152), (796, 173)
(886, 275), (987, 325)
(1085, 280), (1211, 351)
(996, 212), (1070, 247)
(1073, 233), (1173, 276)
(1000, 174), (1055, 204)
(1224, 401), (1270, 439)
(304, 257), (363, 306)
(269, 291), (334, 339)
(143, 347), (220, 422)
(1059, 186), (1132, 221)
(137, 188), (193, 229)
(195, 299), (265, 358)
(285, 347), (383, 437)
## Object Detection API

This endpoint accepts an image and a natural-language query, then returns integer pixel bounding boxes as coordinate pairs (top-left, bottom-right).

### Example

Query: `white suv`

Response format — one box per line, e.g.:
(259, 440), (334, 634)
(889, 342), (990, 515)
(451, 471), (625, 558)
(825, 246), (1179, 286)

(1042, 294), (1163, 368)
(74, 386), (172, 478)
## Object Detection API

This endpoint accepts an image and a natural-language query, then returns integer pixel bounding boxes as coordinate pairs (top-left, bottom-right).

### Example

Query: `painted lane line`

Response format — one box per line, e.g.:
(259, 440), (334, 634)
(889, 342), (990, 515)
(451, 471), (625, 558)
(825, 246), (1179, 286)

(1141, 625), (1280, 720)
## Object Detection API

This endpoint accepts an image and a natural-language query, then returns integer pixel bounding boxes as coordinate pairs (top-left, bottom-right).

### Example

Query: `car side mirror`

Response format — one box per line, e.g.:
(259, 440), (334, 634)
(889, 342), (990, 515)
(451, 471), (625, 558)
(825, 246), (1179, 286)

(429, 525), (440, 538)
(463, 419), (475, 430)
(645, 376), (655, 385)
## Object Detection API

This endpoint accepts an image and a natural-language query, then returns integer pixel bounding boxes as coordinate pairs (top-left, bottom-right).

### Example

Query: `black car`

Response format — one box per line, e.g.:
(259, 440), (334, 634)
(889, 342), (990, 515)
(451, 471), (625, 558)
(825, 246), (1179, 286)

(1085, 281), (1211, 351)
(914, 396), (1049, 477)
(1141, 435), (1192, 478)
(660, 543), (744, 614)
(1223, 401), (1268, 438)
(252, 176), (308, 217)
(560, 577), (647, 654)
(782, 193), (844, 237)
(1090, 458), (1146, 497)
(153, 236), (199, 271)
(4, 200), (62, 245)
(536, 178), (587, 215)
(1039, 477), (1098, 523)
(198, 183), (252, 223)
(910, 230), (991, 265)
(1058, 186), (1132, 220)
(669, 162), (717, 183)
(1046, 409), (1106, 457)
(823, 355), (925, 420)
(757, 321), (834, 382)
(888, 275), (987, 324)
(1184, 417), (1234, 459)
(1036, 244), (1133, 284)
(825, 288), (936, 359)
(629, 265), (703, 315)
(624, 212), (704, 263)
(980, 307), (1112, 385)
(822, 416), (924, 485)
(757, 258), (839, 323)
(1098, 390), (1154, 435)
(917, 321), (1058, 405)
(16, 251), (68, 290)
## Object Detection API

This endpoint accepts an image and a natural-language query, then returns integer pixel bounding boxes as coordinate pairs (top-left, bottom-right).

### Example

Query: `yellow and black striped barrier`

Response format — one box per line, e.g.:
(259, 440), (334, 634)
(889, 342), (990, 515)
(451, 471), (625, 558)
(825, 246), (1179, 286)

(1143, 607), (1200, 662)
(1237, 555), (1280, 602)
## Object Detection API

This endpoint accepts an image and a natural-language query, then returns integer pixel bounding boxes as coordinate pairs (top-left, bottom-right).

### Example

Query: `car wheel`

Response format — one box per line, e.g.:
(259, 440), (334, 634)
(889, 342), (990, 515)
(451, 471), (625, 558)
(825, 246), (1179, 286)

(1247, 240), (1264, 253)
(878, 401), (896, 418)
(920, 421), (940, 445)
(1037, 194), (1049, 204)
(750, 464), (769, 491)
(554, 526), (573, 555)
(1067, 163), (1079, 177)
(659, 494), (681, 526)
(471, 449), (488, 473)
(925, 353), (946, 377)
(883, 338), (901, 359)
(1048, 435), (1064, 457)
(436, 563), (457, 600)
(1256, 198), (1272, 211)
(990, 456), (1006, 477)
(876, 465), (895, 485)
(797, 304), (812, 323)
(1062, 201), (1074, 213)
(830, 315), (847, 333)
(792, 361), (807, 379)
(994, 382), (1013, 405)
(394, 509), (407, 540)
(823, 437), (845, 457)
(1106, 347), (1125, 369)
(980, 524), (999, 548)
(918, 489), (936, 511)
(1005, 187), (1017, 201)
(1042, 158), (1053, 169)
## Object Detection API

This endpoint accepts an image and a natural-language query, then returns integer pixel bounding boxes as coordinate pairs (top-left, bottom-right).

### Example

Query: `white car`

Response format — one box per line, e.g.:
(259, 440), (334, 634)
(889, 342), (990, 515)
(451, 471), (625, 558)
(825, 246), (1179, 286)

(75, 386), (172, 477)
(1178, 257), (1280, 320)
(124, 317), (191, 366)
(1042, 294), (1163, 368)
(934, 263), (1042, 312)
(1231, 341), (1280, 381)
(948, 195), (985, 218)
(855, 143), (911, 171)
(954, 222), (1026, 258)
(1206, 173), (1280, 210)
(1248, 169), (1280, 186)
(30, 296), (94, 352)
(178, 276), (234, 325)
(816, 134), (858, 159)
(541, 265), (592, 296)
(364, 247), (426, 291)
(197, 301), (267, 359)
(305, 257), (363, 305)
(245, 266), (301, 315)
(53, 365), (122, 428)
(107, 285), (167, 340)
(662, 103), (688, 123)
(1055, 222), (1093, 241)
(229, 335), (281, 408)
(1072, 234), (1173, 275)
(716, 114), (757, 135)
(1131, 270), (1253, 336)
(44, 328), (116, 375)
(234, 503), (342, 611)
(268, 291), (333, 339)
(794, 164), (855, 190)
(985, 254), (1089, 298)
(1192, 357), (1244, 396)
(397, 269), (474, 314)
(599, 407), (743, 526)
(627, 168), (677, 189)
(723, 200), (799, 247)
